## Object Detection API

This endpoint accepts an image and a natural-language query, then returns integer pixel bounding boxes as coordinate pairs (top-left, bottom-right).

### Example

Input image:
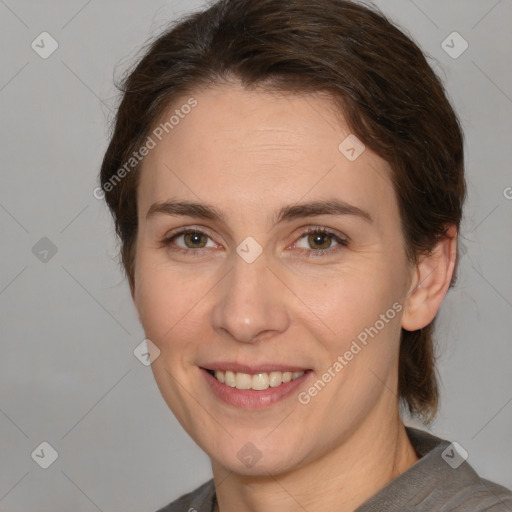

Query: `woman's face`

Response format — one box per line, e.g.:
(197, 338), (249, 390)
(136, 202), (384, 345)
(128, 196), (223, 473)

(133, 83), (416, 475)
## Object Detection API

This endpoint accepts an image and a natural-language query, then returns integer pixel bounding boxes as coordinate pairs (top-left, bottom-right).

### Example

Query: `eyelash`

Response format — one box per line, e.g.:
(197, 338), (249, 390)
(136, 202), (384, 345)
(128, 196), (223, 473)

(159, 226), (349, 258)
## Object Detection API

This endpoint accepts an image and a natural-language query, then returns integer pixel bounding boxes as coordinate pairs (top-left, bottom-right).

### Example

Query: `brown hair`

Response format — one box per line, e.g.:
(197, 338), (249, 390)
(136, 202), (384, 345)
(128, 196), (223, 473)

(100, 0), (466, 422)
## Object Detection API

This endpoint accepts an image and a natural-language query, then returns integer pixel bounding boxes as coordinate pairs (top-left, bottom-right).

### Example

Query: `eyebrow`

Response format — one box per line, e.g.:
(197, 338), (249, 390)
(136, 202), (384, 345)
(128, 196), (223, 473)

(146, 198), (373, 225)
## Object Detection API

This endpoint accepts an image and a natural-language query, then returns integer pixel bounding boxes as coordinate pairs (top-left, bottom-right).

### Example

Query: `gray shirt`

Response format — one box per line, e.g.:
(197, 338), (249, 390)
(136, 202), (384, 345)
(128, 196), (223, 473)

(156, 427), (512, 511)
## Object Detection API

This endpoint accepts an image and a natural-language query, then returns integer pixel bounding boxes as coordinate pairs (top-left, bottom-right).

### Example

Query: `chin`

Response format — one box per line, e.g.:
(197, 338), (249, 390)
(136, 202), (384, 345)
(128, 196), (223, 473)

(206, 437), (311, 477)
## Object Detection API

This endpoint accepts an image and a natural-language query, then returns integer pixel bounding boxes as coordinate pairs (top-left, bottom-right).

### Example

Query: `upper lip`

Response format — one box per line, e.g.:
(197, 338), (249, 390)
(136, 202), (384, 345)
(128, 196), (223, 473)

(201, 362), (310, 374)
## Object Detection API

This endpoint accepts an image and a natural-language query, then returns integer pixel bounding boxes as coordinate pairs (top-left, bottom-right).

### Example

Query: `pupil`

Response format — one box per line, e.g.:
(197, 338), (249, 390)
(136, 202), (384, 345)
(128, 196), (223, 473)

(185, 232), (206, 248)
(309, 233), (330, 250)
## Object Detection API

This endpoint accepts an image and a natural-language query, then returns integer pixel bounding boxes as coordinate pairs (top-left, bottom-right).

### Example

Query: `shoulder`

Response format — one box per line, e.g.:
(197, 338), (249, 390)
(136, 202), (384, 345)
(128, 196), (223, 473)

(406, 427), (512, 511)
(155, 479), (216, 512)
(439, 473), (512, 511)
(358, 427), (512, 512)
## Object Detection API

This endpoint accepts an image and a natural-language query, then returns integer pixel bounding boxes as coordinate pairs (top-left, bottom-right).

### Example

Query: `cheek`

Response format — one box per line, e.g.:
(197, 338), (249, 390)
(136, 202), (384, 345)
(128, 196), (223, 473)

(301, 271), (404, 400)
(294, 261), (401, 346)
(133, 255), (205, 350)
(133, 233), (408, 362)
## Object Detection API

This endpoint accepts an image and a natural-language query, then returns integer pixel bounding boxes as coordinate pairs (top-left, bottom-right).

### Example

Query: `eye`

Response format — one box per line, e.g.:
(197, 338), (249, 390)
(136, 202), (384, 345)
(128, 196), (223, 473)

(159, 228), (217, 254)
(159, 226), (348, 258)
(293, 227), (348, 257)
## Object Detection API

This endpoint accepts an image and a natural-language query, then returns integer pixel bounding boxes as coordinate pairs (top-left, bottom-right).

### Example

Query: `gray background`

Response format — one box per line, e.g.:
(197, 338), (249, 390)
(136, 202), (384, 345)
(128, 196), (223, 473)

(1, 0), (511, 510)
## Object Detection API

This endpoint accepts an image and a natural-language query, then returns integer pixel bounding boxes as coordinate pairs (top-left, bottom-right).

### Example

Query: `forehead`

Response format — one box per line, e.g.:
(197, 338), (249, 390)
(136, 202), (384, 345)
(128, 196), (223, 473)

(137, 83), (396, 227)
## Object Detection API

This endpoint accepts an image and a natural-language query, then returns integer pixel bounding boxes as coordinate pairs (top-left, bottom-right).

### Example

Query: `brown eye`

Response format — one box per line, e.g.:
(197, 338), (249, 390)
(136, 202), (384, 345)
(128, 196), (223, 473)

(160, 228), (216, 252)
(294, 227), (348, 257)
(182, 231), (208, 248)
(307, 232), (333, 250)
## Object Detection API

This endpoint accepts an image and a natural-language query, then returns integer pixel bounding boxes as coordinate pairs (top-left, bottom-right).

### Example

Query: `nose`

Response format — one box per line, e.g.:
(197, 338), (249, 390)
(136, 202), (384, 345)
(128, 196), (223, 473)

(211, 251), (290, 344)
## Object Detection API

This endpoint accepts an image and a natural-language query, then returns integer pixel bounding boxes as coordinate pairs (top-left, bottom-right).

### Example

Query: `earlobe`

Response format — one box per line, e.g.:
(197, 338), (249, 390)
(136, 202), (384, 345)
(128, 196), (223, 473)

(401, 225), (458, 332)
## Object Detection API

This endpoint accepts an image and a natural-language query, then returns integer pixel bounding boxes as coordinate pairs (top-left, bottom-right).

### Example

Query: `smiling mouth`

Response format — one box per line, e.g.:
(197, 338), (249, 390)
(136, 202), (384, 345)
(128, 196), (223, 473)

(204, 368), (309, 390)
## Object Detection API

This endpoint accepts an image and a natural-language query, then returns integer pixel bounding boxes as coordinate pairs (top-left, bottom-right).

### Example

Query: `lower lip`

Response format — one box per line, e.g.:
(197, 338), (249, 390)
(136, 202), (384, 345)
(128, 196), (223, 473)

(200, 368), (312, 409)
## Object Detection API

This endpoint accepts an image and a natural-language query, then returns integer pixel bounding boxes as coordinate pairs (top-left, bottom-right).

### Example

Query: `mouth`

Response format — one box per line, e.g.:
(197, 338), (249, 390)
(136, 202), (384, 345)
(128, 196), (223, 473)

(203, 368), (308, 390)
(199, 365), (313, 409)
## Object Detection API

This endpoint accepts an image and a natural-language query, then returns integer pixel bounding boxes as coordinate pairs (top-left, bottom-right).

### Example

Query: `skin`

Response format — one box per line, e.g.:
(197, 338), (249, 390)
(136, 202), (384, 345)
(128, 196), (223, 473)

(131, 82), (457, 512)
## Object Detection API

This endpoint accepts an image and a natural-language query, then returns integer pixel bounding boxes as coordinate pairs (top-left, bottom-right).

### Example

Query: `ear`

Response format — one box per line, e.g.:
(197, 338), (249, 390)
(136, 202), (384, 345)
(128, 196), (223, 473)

(401, 224), (458, 331)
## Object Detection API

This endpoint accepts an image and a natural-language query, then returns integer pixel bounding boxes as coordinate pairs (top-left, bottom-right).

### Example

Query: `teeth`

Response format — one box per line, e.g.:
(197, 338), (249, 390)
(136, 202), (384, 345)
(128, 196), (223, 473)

(252, 373), (270, 390)
(225, 370), (236, 387)
(269, 371), (283, 387)
(210, 369), (305, 390)
(235, 372), (252, 389)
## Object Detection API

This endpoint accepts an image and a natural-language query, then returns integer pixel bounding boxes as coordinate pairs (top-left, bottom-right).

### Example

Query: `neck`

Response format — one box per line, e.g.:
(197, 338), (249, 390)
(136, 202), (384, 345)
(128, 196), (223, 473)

(212, 414), (419, 512)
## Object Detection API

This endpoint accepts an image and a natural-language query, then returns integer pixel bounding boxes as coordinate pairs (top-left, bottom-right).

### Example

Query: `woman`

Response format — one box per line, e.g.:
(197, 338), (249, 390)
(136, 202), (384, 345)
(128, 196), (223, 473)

(99, 0), (512, 510)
